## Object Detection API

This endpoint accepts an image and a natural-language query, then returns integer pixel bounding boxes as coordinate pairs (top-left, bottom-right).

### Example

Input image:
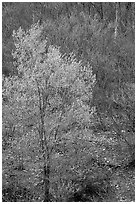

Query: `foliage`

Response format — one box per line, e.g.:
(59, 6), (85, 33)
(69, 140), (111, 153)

(38, 9), (135, 141)
(2, 22), (96, 201)
(2, 3), (135, 201)
(8, 22), (95, 141)
(2, 2), (135, 144)
(2, 3), (135, 76)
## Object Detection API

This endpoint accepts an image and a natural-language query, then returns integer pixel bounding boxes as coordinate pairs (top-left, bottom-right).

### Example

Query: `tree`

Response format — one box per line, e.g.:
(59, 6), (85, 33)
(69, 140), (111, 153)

(3, 22), (96, 201)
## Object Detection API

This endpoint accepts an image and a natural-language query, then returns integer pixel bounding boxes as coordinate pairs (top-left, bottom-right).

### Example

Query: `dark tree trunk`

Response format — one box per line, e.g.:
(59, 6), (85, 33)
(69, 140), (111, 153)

(36, 73), (51, 202)
(43, 161), (50, 202)
(99, 3), (103, 20)
(42, 133), (51, 202)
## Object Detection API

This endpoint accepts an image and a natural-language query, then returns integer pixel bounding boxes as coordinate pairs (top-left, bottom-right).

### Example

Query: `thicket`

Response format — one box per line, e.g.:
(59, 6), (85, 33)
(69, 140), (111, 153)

(2, 2), (135, 202)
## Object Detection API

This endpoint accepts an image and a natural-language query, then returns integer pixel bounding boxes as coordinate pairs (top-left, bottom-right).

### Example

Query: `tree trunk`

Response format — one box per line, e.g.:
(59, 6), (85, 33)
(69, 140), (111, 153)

(36, 75), (51, 201)
(43, 159), (50, 202)
(114, 2), (121, 38)
(41, 129), (51, 202)
(99, 3), (103, 20)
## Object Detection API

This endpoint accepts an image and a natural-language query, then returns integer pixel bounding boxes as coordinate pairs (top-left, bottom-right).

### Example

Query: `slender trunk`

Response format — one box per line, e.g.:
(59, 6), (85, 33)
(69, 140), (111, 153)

(36, 81), (51, 201)
(114, 3), (121, 38)
(41, 129), (51, 202)
(99, 3), (103, 20)
(43, 149), (50, 202)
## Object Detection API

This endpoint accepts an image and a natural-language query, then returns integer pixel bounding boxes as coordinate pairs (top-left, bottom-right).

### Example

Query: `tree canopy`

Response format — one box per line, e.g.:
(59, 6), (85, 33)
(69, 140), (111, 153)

(2, 2), (135, 202)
